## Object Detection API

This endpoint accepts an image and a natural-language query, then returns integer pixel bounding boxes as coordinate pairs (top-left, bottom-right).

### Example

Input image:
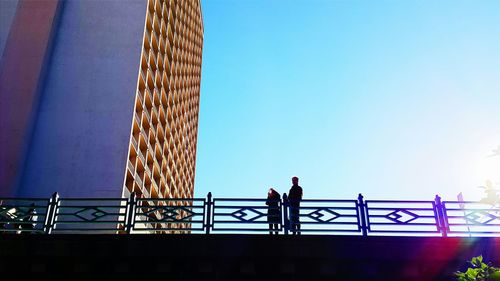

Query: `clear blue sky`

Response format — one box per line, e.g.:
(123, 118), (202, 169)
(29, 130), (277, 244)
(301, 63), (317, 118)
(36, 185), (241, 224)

(194, 0), (500, 202)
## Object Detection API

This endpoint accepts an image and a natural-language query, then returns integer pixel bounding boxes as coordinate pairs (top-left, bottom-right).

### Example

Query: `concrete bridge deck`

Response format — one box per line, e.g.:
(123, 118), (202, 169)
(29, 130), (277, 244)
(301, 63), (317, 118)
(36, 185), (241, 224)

(0, 234), (498, 280)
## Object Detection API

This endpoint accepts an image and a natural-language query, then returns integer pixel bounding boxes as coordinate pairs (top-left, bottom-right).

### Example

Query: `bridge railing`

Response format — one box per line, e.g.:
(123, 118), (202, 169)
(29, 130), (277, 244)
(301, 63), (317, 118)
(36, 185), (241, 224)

(50, 197), (128, 234)
(364, 200), (442, 236)
(286, 199), (361, 235)
(131, 196), (206, 234)
(443, 201), (500, 236)
(0, 198), (50, 234)
(0, 193), (498, 236)
(210, 197), (281, 233)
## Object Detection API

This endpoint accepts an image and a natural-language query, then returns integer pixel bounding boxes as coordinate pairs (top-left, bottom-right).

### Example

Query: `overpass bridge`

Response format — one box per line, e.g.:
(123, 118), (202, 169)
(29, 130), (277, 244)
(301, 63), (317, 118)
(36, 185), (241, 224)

(1, 192), (499, 279)
(0, 233), (498, 280)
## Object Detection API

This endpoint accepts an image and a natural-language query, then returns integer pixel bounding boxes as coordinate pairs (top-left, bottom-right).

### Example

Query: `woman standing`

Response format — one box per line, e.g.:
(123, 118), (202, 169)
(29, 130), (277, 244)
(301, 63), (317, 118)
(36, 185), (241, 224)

(266, 188), (281, 235)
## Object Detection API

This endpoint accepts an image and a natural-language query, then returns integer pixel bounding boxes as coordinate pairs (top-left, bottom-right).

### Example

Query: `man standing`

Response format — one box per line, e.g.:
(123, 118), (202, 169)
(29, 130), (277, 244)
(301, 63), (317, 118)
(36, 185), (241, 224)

(288, 176), (303, 235)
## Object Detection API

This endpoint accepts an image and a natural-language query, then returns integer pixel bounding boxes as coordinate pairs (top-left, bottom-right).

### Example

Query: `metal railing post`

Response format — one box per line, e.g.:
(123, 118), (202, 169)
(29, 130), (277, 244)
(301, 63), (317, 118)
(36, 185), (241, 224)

(282, 193), (289, 235)
(205, 192), (212, 234)
(125, 192), (137, 234)
(435, 195), (448, 237)
(357, 193), (368, 236)
(43, 192), (59, 234)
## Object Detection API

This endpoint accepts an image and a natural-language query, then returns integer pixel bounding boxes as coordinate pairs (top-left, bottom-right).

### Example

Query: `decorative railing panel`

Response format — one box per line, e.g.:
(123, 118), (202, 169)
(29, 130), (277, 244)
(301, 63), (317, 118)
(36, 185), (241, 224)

(51, 198), (128, 233)
(443, 201), (500, 236)
(210, 198), (282, 233)
(0, 198), (50, 234)
(132, 198), (206, 233)
(364, 200), (441, 236)
(290, 199), (361, 234)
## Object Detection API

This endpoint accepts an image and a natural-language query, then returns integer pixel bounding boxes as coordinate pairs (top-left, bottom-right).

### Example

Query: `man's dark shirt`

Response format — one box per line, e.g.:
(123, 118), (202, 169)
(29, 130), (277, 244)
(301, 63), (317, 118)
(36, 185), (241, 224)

(288, 185), (303, 207)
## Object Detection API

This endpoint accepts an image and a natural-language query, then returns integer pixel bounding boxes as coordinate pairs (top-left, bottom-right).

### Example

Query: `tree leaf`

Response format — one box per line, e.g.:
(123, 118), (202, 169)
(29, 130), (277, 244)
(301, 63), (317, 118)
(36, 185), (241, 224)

(466, 268), (478, 278)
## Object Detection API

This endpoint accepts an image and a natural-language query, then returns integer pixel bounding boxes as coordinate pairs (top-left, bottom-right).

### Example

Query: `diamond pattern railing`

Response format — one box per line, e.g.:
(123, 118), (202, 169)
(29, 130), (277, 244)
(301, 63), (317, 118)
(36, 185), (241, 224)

(0, 198), (50, 234)
(364, 200), (442, 236)
(442, 201), (500, 235)
(287, 199), (360, 234)
(210, 198), (279, 233)
(0, 193), (499, 236)
(50, 197), (128, 234)
(132, 197), (205, 233)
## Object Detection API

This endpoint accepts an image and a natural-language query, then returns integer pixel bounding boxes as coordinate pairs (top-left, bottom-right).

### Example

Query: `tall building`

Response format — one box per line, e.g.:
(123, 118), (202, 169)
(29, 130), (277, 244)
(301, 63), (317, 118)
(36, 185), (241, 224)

(0, 0), (203, 200)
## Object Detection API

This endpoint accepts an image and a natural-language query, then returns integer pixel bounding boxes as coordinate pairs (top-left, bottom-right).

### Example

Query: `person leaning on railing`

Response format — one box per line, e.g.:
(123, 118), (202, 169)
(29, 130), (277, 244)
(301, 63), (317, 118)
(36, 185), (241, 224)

(266, 188), (281, 235)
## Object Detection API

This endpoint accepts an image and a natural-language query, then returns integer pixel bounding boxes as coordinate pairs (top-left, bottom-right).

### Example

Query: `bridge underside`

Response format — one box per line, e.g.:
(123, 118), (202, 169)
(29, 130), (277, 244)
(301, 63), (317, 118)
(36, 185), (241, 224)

(0, 234), (498, 280)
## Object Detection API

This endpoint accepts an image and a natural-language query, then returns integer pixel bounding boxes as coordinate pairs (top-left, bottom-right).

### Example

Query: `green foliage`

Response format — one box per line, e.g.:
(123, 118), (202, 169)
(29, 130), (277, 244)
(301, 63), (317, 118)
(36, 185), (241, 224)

(478, 180), (500, 206)
(455, 255), (500, 281)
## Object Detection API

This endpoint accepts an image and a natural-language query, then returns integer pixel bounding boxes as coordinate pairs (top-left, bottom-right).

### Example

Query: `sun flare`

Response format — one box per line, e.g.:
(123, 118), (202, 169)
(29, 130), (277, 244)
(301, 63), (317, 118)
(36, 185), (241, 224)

(472, 144), (500, 201)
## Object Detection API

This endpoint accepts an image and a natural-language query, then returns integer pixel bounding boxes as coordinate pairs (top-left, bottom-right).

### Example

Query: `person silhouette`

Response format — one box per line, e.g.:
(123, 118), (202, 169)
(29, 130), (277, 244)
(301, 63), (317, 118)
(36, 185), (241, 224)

(288, 176), (303, 235)
(266, 188), (281, 235)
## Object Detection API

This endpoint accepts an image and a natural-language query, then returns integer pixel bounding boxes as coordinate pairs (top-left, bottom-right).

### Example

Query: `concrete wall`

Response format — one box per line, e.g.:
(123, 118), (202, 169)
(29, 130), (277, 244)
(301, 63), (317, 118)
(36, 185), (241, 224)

(0, 0), (19, 60)
(0, 235), (498, 280)
(17, 0), (147, 197)
(0, 0), (62, 197)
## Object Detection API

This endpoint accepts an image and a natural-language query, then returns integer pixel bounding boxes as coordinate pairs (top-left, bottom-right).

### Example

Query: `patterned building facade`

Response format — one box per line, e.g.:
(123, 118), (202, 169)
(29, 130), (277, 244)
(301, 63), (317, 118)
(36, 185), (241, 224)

(0, 0), (203, 200)
(123, 0), (203, 200)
